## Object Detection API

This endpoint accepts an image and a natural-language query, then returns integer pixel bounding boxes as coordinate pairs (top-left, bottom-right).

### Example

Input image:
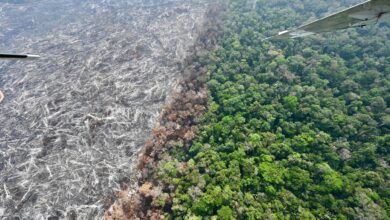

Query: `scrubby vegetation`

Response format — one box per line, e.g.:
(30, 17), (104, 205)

(130, 0), (390, 219)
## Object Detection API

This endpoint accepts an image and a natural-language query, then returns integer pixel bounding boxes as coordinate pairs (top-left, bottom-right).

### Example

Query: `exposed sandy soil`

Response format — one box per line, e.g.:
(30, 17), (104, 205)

(0, 0), (217, 218)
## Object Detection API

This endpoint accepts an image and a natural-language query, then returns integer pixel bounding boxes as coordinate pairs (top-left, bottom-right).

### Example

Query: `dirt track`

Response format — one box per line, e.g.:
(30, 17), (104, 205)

(0, 0), (216, 218)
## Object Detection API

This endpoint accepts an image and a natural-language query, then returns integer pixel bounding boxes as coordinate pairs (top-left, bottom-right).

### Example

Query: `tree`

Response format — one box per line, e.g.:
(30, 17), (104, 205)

(218, 206), (234, 220)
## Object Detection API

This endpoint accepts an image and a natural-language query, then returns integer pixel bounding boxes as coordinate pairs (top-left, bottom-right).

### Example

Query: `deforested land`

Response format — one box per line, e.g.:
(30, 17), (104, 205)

(0, 0), (220, 218)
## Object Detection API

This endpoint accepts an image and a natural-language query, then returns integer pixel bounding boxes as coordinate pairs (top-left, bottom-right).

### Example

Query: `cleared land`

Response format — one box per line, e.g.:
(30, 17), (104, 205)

(0, 0), (215, 218)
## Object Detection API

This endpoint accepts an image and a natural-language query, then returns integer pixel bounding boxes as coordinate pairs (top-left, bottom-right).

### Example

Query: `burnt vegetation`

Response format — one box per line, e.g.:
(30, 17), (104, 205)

(105, 4), (224, 219)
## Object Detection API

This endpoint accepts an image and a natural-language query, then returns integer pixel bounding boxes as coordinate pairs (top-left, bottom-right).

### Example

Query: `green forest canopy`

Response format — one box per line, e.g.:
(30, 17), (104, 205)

(152, 0), (390, 219)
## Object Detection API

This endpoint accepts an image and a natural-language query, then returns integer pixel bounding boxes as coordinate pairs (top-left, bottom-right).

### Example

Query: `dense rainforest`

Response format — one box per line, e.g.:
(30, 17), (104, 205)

(138, 0), (390, 219)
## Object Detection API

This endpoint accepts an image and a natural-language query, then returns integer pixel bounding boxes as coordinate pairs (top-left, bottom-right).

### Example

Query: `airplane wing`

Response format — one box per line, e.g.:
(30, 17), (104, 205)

(0, 53), (40, 59)
(267, 0), (390, 39)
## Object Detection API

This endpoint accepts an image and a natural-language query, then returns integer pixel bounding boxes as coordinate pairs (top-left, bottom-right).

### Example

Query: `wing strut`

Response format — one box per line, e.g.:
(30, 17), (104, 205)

(0, 53), (40, 59)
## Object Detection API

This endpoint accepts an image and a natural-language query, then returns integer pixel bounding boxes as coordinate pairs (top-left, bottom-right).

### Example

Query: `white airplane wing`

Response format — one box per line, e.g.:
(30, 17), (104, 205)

(267, 0), (390, 39)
